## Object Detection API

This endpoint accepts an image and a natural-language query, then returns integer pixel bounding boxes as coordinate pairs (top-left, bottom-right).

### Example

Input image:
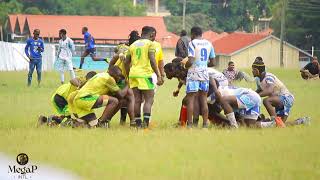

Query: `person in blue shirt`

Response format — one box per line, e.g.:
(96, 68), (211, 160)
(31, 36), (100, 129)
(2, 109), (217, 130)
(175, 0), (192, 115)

(25, 29), (44, 87)
(79, 27), (108, 69)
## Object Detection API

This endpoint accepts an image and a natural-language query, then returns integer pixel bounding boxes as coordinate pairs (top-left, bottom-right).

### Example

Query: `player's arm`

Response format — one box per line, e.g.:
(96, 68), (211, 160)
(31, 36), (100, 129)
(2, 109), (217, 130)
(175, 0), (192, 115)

(70, 39), (75, 52)
(149, 48), (163, 85)
(158, 47), (165, 78)
(124, 51), (131, 77)
(109, 54), (119, 66)
(24, 40), (30, 59)
(114, 85), (129, 99)
(70, 77), (82, 87)
(185, 41), (195, 69)
(38, 40), (44, 52)
(173, 80), (184, 97)
(208, 45), (216, 67)
(209, 77), (222, 103)
(258, 82), (274, 97)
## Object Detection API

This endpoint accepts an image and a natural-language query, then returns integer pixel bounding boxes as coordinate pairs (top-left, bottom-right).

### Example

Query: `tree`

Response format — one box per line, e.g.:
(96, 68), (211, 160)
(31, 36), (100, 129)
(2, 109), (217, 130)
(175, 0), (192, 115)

(0, 0), (23, 25)
(271, 0), (320, 56)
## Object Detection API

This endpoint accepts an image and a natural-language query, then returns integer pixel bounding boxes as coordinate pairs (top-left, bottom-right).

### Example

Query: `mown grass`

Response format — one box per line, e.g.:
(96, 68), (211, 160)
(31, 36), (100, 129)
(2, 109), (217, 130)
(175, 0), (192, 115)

(0, 69), (319, 180)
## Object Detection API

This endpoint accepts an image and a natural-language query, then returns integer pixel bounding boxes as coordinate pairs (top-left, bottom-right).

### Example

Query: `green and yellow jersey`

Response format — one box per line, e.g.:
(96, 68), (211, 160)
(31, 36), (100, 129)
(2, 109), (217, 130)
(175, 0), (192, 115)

(153, 41), (163, 66)
(127, 39), (156, 78)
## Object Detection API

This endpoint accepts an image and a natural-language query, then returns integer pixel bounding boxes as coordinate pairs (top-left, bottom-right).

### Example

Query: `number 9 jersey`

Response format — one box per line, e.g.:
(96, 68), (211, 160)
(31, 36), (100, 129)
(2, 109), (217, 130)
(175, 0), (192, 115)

(187, 39), (215, 81)
(127, 39), (156, 78)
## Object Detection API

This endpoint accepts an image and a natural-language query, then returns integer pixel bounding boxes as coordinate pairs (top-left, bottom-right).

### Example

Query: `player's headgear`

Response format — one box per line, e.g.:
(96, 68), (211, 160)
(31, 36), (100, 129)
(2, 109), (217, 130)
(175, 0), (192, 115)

(252, 60), (265, 73)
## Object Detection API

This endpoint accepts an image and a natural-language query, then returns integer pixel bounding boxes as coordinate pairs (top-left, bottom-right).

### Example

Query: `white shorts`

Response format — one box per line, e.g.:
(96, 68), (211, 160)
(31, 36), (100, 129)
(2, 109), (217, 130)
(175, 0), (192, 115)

(56, 58), (73, 71)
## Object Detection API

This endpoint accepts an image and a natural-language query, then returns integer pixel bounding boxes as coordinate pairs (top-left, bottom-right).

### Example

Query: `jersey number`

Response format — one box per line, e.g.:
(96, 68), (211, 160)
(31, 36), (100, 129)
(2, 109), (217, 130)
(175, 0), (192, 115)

(200, 48), (207, 61)
(136, 48), (142, 60)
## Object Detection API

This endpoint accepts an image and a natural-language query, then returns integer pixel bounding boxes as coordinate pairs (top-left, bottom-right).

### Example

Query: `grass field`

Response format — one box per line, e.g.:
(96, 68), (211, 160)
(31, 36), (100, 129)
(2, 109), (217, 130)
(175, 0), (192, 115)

(0, 69), (319, 180)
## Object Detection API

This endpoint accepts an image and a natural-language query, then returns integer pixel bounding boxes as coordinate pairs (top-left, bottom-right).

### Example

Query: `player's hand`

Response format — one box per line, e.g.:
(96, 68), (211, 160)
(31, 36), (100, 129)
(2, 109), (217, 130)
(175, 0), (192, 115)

(173, 90), (179, 97)
(157, 76), (164, 86)
(119, 53), (125, 61)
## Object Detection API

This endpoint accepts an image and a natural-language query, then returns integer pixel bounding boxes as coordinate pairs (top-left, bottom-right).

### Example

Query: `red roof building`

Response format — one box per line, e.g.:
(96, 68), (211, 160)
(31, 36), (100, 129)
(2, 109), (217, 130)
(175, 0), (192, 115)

(5, 14), (178, 48)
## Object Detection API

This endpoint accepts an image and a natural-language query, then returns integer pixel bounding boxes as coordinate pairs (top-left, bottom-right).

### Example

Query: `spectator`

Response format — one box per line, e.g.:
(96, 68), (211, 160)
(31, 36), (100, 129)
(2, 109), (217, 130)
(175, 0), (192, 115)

(56, 29), (76, 84)
(300, 56), (320, 80)
(222, 61), (254, 84)
(25, 29), (44, 87)
(175, 30), (190, 58)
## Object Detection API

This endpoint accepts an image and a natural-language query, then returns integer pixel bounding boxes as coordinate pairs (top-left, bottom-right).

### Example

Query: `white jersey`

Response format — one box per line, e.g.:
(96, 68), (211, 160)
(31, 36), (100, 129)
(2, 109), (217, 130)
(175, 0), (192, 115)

(207, 68), (228, 87)
(58, 37), (75, 60)
(258, 73), (292, 96)
(187, 38), (215, 81)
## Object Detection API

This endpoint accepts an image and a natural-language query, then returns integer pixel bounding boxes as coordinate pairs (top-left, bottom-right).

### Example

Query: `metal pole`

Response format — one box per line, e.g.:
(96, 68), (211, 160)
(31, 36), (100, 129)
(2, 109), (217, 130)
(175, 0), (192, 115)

(182, 0), (186, 30)
(280, 0), (287, 67)
(0, 25), (3, 41)
(312, 46), (314, 57)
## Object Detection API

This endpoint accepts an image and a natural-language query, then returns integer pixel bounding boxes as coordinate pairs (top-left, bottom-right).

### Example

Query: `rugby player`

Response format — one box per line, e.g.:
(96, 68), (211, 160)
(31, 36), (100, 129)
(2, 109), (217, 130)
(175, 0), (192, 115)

(252, 59), (292, 127)
(109, 31), (140, 125)
(38, 71), (97, 126)
(72, 66), (131, 128)
(184, 26), (215, 128)
(125, 26), (164, 128)
(79, 27), (108, 69)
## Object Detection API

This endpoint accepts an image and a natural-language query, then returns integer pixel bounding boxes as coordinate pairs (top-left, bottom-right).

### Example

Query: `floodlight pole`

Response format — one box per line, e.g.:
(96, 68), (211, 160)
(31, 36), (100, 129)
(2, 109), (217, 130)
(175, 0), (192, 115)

(280, 0), (287, 67)
(182, 0), (186, 30)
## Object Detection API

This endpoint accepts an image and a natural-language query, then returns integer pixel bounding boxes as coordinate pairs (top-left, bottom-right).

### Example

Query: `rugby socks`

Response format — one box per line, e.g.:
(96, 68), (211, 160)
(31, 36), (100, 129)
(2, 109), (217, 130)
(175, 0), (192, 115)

(143, 113), (151, 127)
(179, 105), (187, 126)
(120, 107), (128, 124)
(226, 112), (239, 128)
(260, 121), (275, 128)
(193, 117), (199, 127)
(135, 114), (142, 128)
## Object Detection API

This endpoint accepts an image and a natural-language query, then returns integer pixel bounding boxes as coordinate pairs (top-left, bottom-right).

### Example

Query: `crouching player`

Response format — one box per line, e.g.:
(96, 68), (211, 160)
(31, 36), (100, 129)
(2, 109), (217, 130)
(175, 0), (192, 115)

(72, 66), (132, 128)
(38, 71), (97, 126)
(210, 80), (262, 128)
(252, 60), (310, 127)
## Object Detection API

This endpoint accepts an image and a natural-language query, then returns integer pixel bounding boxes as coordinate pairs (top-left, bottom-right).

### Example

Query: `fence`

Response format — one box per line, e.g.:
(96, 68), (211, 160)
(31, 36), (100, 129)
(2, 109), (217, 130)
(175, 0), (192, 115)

(0, 41), (116, 71)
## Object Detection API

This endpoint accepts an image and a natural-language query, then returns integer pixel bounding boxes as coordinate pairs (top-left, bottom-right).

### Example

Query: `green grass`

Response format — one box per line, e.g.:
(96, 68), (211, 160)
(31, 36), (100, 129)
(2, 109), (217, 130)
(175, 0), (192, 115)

(0, 69), (319, 180)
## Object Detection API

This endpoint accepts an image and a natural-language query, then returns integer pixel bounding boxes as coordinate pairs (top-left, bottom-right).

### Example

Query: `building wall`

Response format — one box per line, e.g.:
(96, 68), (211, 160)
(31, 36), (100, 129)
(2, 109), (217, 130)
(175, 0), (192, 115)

(215, 55), (231, 70)
(225, 38), (300, 69)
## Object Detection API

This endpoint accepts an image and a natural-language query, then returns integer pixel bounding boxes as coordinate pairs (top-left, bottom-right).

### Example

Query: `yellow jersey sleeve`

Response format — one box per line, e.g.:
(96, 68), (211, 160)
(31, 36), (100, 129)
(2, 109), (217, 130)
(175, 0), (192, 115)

(105, 76), (120, 93)
(154, 41), (163, 65)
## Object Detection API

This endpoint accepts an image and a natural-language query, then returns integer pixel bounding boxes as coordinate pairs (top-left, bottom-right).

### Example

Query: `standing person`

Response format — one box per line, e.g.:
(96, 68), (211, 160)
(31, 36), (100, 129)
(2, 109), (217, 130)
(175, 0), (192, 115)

(222, 61), (254, 84)
(175, 30), (190, 58)
(125, 26), (164, 128)
(79, 27), (108, 69)
(185, 26), (215, 128)
(25, 29), (44, 87)
(252, 59), (293, 128)
(56, 29), (76, 84)
(300, 56), (320, 80)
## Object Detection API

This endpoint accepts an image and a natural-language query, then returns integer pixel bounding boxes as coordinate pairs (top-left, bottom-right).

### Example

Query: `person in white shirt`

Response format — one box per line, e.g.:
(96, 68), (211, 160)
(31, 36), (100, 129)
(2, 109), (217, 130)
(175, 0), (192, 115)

(56, 29), (75, 84)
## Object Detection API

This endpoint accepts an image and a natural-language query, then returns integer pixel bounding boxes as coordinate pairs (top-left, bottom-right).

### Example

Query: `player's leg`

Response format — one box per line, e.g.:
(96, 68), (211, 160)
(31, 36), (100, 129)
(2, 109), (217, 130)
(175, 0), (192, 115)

(220, 96), (239, 128)
(93, 95), (119, 127)
(177, 96), (187, 127)
(79, 50), (90, 69)
(35, 60), (42, 86)
(132, 88), (143, 127)
(89, 48), (108, 62)
(192, 93), (200, 127)
(66, 58), (76, 80)
(198, 91), (209, 128)
(263, 96), (286, 127)
(57, 59), (65, 84)
(142, 89), (155, 128)
(27, 61), (36, 86)
(125, 88), (135, 126)
(186, 92), (196, 128)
